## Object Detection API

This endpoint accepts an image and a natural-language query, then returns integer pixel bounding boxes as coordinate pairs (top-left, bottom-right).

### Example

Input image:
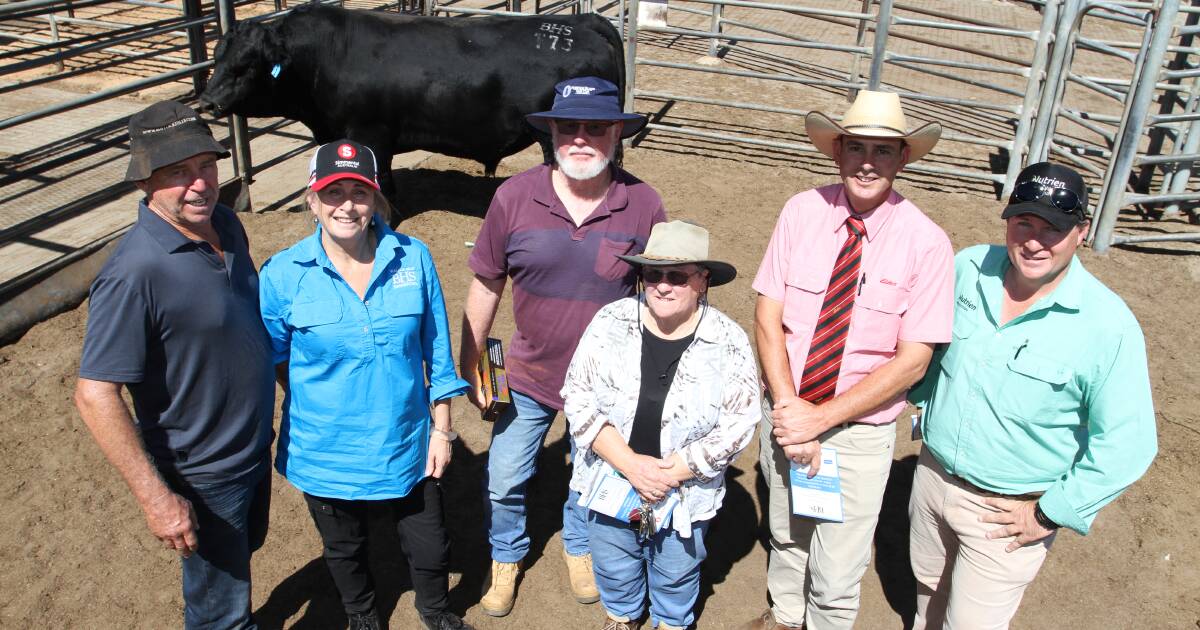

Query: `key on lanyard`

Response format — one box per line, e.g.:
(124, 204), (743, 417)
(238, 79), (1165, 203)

(636, 501), (656, 543)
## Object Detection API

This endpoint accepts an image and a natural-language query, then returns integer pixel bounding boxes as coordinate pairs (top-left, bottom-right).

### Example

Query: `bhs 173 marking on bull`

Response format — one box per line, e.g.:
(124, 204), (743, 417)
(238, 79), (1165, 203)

(534, 22), (574, 52)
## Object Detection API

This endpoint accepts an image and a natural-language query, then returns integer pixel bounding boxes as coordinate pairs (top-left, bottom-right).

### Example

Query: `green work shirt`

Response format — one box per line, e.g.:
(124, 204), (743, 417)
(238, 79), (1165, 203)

(910, 244), (1157, 535)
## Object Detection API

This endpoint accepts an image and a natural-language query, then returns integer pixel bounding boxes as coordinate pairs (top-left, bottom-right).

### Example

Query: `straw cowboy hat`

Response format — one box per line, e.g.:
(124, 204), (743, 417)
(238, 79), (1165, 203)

(805, 90), (941, 163)
(617, 220), (737, 286)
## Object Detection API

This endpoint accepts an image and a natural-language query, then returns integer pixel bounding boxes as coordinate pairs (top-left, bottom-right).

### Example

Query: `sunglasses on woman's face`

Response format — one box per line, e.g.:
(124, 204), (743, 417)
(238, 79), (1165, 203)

(555, 120), (614, 137)
(1010, 180), (1084, 214)
(642, 268), (697, 286)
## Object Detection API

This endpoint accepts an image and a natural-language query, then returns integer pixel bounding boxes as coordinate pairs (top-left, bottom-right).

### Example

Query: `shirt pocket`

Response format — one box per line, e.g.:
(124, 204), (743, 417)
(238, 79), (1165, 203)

(782, 267), (826, 329)
(290, 299), (346, 362)
(849, 283), (909, 352)
(380, 292), (424, 356)
(1003, 352), (1074, 422)
(939, 306), (979, 376)
(594, 237), (636, 282)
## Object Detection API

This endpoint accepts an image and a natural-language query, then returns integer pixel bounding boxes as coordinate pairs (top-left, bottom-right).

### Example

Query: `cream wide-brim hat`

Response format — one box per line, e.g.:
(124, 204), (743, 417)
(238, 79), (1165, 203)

(805, 90), (942, 163)
(617, 220), (737, 287)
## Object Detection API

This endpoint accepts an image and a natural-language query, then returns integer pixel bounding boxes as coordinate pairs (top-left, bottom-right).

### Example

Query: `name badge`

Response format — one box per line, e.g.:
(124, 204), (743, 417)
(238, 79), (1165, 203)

(790, 447), (844, 522)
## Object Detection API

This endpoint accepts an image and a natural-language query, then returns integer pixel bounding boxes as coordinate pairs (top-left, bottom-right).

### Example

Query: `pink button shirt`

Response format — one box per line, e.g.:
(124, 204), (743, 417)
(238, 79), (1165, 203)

(752, 184), (954, 425)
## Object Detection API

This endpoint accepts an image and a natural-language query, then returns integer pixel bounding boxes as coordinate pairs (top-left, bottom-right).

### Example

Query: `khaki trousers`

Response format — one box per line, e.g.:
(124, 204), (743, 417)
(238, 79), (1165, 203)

(908, 447), (1055, 630)
(759, 403), (896, 629)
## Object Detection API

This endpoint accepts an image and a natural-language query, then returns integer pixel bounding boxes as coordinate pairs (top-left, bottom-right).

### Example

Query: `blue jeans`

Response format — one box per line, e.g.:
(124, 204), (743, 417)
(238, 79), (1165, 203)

(587, 512), (709, 628)
(484, 389), (589, 562)
(171, 465), (271, 630)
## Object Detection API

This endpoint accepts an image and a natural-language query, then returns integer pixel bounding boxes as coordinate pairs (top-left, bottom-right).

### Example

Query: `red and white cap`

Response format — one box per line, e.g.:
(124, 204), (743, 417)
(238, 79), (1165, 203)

(308, 139), (380, 191)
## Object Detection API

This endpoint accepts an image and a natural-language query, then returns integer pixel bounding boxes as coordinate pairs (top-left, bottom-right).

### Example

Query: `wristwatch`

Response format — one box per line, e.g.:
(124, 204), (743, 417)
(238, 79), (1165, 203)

(432, 427), (458, 442)
(1033, 503), (1059, 530)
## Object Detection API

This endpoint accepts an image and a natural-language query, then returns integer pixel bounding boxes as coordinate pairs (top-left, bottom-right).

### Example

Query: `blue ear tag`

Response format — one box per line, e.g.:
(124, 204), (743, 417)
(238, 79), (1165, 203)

(270, 63), (281, 79)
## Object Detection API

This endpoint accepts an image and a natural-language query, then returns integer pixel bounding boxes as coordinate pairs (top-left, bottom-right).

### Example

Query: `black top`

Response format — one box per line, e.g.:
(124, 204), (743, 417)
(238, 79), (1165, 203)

(628, 327), (695, 457)
(79, 203), (274, 482)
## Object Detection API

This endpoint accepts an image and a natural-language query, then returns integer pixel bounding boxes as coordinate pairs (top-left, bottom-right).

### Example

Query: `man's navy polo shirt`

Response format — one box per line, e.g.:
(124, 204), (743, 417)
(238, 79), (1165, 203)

(79, 203), (274, 482)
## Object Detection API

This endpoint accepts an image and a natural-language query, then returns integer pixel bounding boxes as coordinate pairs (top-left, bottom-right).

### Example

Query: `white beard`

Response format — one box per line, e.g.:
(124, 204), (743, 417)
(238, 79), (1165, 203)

(555, 152), (610, 181)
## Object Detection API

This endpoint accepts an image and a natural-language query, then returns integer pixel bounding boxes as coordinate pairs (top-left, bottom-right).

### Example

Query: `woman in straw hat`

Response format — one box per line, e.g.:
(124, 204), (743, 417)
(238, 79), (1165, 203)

(258, 140), (473, 630)
(562, 220), (762, 630)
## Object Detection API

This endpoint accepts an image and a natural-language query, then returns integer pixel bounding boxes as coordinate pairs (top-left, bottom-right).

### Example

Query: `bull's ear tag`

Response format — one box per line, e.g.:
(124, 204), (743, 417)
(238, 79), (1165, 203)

(270, 63), (281, 79)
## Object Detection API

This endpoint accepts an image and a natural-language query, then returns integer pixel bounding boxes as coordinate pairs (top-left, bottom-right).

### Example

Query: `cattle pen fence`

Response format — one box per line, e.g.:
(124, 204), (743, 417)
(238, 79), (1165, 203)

(0, 0), (1197, 339)
(618, 0), (1200, 252)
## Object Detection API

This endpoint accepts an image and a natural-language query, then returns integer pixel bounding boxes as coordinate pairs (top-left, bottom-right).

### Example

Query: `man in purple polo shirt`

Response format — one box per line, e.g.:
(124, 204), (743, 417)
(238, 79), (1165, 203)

(460, 76), (666, 617)
(741, 91), (954, 630)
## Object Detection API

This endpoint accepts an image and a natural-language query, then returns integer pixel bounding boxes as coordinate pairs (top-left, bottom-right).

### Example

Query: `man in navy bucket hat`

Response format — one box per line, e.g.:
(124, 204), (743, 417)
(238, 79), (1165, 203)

(461, 76), (666, 620)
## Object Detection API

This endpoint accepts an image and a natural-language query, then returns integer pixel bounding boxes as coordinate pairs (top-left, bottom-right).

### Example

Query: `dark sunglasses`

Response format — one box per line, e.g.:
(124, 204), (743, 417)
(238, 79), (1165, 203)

(1010, 180), (1084, 214)
(555, 120), (614, 137)
(642, 268), (698, 286)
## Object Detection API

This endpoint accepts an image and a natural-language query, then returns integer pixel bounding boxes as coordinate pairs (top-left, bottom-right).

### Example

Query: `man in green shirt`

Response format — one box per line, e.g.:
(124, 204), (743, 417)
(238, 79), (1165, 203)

(907, 162), (1157, 629)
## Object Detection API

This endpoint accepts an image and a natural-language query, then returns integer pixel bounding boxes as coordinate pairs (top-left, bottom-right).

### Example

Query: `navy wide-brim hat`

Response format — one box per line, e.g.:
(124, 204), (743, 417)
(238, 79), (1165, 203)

(525, 76), (647, 139)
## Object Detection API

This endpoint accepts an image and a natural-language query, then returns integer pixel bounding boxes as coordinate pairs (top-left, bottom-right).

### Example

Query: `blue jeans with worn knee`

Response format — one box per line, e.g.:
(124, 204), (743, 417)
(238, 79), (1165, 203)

(172, 464), (271, 630)
(484, 389), (589, 563)
(587, 511), (709, 628)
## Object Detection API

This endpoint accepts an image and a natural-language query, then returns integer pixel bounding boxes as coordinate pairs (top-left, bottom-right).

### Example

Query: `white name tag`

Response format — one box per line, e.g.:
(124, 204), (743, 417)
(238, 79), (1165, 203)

(584, 473), (678, 528)
(790, 447), (844, 522)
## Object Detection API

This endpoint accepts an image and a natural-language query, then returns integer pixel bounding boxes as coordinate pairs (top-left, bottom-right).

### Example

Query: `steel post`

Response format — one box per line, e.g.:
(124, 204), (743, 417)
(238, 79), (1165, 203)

(624, 0), (640, 120)
(707, 1), (723, 57)
(182, 0), (207, 95)
(1092, 0), (1179, 253)
(1004, 0), (1060, 197)
(867, 0), (892, 90)
(1164, 77), (1200, 216)
(1029, 0), (1083, 162)
(847, 0), (871, 99)
(216, 0), (252, 213)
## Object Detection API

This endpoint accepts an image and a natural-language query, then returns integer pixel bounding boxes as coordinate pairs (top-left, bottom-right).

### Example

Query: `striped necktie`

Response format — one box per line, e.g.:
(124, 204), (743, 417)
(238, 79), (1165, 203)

(796, 214), (866, 404)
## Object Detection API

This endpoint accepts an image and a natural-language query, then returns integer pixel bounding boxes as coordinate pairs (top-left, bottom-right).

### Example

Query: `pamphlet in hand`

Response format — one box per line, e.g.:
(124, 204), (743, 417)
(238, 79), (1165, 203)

(583, 473), (678, 530)
(790, 447), (844, 522)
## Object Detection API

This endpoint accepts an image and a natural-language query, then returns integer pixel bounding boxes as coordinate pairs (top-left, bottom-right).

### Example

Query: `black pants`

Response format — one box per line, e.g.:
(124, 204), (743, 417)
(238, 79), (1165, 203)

(303, 478), (450, 618)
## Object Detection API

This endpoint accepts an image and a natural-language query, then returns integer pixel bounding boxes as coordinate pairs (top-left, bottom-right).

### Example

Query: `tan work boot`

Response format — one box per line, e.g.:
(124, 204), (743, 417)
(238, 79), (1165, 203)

(601, 614), (642, 630)
(480, 560), (522, 617)
(563, 549), (601, 604)
(738, 609), (804, 630)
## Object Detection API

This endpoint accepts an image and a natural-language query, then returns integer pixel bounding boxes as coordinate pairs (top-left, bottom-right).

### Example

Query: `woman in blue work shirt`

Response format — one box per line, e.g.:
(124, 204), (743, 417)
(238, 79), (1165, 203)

(259, 140), (474, 630)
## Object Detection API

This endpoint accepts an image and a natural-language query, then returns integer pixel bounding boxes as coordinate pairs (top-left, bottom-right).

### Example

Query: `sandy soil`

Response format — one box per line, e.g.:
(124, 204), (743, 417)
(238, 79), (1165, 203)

(2, 133), (1199, 629)
(3, 3), (1200, 628)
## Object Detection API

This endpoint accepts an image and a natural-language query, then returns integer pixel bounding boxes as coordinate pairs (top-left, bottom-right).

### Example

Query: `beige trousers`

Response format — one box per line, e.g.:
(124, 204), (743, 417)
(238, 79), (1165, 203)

(907, 447), (1055, 630)
(759, 403), (896, 629)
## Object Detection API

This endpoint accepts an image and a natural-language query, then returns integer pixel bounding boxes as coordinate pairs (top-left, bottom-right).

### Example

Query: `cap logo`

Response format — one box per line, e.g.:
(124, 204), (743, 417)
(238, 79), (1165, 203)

(140, 116), (198, 136)
(562, 84), (597, 97)
(1032, 175), (1066, 189)
(337, 144), (357, 159)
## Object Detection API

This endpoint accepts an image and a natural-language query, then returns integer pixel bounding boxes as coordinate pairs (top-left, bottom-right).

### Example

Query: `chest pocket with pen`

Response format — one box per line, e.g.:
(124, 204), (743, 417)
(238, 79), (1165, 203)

(1003, 350), (1076, 423)
(849, 282), (910, 352)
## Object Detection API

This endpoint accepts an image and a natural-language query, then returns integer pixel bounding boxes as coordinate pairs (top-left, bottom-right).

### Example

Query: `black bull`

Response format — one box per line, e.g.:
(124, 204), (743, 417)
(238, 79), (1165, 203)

(199, 5), (626, 199)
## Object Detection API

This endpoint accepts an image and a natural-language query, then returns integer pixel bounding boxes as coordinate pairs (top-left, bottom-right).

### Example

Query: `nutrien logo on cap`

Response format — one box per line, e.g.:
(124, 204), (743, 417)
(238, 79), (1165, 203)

(338, 144), (357, 159)
(1032, 175), (1066, 189)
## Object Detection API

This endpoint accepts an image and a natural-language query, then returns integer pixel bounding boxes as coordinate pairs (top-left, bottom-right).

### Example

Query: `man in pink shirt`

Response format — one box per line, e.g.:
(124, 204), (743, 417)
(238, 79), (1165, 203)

(741, 91), (955, 630)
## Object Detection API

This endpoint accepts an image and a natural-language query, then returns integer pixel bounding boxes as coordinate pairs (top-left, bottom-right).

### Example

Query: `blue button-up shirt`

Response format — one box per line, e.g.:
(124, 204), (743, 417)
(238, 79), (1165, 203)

(259, 219), (469, 500)
(910, 245), (1157, 535)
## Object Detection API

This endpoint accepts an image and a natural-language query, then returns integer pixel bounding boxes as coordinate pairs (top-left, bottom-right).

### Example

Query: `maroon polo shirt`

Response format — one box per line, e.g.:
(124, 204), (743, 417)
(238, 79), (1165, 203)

(469, 163), (666, 408)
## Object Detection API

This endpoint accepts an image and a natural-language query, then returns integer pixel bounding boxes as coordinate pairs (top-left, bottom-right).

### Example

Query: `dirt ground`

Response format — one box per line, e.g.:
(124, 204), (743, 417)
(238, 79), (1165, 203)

(3, 2), (1200, 627)
(3, 132), (1199, 629)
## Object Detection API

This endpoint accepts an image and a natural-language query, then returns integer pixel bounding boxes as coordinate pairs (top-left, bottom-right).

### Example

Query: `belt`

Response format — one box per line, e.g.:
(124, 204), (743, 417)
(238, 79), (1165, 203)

(949, 473), (1043, 502)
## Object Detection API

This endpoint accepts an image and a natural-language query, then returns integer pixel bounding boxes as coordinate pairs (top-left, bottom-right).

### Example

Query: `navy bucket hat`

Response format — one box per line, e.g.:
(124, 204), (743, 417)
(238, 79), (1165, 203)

(525, 76), (646, 139)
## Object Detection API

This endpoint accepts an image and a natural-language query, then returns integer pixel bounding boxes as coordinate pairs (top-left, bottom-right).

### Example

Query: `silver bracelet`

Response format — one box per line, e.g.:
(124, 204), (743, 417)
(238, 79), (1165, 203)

(432, 427), (458, 442)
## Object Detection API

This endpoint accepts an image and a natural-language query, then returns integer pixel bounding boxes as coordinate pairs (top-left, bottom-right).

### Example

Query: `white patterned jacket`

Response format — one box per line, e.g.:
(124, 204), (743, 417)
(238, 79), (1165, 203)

(562, 296), (762, 536)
